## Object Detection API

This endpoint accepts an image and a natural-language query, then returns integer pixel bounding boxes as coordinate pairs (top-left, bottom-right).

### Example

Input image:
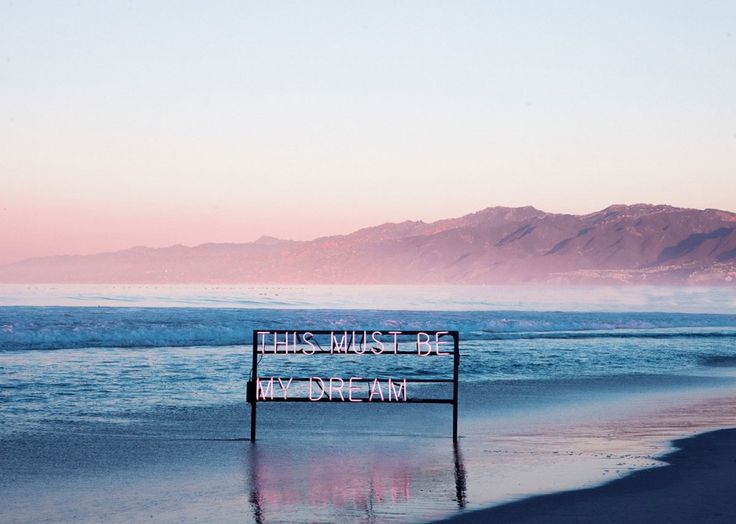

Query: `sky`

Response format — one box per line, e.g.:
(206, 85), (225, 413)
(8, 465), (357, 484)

(1, 1), (735, 265)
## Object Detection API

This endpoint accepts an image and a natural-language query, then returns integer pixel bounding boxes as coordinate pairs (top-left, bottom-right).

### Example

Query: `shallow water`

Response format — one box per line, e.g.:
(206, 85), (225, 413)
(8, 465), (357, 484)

(2, 285), (736, 522)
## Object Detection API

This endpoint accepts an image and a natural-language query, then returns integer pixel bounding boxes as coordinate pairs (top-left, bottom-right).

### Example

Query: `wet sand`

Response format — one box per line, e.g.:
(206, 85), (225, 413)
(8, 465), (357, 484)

(4, 382), (736, 523)
(437, 427), (736, 524)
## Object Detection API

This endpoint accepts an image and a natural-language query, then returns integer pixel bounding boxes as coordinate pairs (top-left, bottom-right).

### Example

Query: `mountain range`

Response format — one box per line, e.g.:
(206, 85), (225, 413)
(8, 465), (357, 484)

(2, 204), (736, 285)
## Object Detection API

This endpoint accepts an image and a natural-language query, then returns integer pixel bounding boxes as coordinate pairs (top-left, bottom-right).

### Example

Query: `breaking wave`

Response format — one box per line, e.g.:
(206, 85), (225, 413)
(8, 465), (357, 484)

(1, 306), (735, 351)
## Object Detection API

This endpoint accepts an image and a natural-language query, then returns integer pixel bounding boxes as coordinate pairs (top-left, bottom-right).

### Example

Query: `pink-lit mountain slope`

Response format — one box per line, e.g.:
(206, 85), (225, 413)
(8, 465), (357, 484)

(2, 204), (735, 285)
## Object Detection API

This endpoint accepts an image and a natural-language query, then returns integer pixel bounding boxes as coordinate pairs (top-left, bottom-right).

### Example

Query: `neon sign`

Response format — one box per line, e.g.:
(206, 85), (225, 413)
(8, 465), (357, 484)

(246, 330), (460, 441)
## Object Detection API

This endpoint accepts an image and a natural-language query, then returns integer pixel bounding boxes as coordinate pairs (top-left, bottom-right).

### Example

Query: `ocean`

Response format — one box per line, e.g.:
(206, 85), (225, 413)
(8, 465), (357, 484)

(2, 284), (736, 523)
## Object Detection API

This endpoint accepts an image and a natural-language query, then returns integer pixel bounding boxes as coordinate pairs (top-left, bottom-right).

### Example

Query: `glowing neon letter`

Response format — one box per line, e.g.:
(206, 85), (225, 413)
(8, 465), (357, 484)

(277, 377), (293, 399)
(302, 332), (316, 355)
(371, 331), (385, 354)
(273, 331), (289, 354)
(329, 377), (345, 400)
(256, 377), (274, 400)
(330, 331), (349, 354)
(309, 377), (325, 401)
(353, 331), (367, 354)
(389, 331), (401, 354)
(348, 377), (363, 402)
(369, 378), (385, 401)
(435, 331), (450, 355)
(388, 378), (407, 401)
(257, 331), (270, 354)
(416, 332), (432, 356)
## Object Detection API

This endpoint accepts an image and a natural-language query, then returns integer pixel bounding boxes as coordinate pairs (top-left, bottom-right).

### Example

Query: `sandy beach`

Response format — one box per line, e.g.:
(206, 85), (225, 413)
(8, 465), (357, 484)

(3, 373), (736, 523)
(437, 427), (736, 524)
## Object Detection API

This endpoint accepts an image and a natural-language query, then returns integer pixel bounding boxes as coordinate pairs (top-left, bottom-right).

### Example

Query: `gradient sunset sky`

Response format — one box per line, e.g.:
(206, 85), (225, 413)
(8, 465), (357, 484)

(2, 1), (735, 265)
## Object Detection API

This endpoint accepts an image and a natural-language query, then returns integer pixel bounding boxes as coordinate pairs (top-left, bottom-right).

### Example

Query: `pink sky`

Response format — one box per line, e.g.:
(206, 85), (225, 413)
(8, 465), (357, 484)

(2, 2), (734, 266)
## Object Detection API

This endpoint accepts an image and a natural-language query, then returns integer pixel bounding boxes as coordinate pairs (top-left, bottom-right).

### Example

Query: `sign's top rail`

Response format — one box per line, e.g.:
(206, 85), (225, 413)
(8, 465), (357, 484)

(253, 329), (459, 357)
(253, 330), (459, 336)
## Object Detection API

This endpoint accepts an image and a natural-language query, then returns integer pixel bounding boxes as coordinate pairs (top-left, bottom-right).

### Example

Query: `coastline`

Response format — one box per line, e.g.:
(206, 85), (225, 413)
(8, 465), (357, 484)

(4, 378), (736, 522)
(3, 300), (736, 522)
(435, 427), (736, 524)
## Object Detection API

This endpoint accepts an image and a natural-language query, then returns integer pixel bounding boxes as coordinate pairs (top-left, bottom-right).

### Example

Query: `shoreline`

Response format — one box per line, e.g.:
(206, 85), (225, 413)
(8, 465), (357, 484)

(435, 427), (736, 524)
(3, 394), (736, 522)
(4, 301), (736, 522)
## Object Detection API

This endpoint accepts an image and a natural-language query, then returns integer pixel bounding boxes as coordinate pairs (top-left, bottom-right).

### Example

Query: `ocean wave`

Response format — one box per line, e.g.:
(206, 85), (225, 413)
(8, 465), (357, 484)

(699, 355), (736, 368)
(482, 330), (736, 341)
(1, 306), (736, 351)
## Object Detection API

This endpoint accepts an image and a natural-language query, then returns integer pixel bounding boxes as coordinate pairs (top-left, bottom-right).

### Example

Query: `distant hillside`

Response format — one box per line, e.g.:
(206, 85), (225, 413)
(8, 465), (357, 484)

(2, 204), (736, 285)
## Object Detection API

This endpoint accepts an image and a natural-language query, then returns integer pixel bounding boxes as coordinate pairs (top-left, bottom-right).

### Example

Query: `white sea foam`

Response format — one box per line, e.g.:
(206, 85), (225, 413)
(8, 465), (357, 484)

(1, 306), (735, 351)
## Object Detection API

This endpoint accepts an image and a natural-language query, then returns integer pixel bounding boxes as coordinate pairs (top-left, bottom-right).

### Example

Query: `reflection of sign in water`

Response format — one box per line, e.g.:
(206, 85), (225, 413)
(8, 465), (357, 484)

(247, 442), (467, 522)
(247, 330), (460, 441)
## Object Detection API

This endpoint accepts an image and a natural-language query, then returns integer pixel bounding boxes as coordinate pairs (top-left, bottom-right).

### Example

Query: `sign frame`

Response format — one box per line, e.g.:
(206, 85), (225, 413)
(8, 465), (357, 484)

(246, 329), (460, 441)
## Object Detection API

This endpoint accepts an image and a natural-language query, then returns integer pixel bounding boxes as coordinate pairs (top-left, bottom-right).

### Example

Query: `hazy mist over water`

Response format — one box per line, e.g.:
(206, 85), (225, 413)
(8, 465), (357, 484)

(1, 284), (735, 313)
